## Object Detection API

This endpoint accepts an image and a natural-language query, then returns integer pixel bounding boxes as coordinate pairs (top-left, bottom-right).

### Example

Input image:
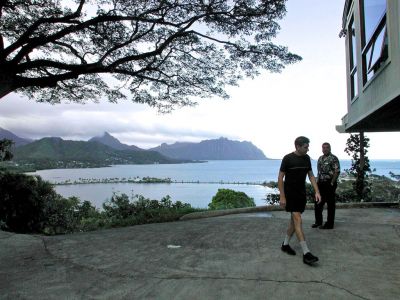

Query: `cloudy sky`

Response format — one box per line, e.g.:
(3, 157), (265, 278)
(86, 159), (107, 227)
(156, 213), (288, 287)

(1, 0), (400, 160)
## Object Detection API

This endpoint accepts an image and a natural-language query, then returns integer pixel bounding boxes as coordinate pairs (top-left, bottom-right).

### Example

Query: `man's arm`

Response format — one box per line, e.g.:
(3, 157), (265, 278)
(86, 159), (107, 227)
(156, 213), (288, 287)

(331, 157), (340, 184)
(331, 169), (340, 185)
(308, 171), (321, 203)
(278, 171), (286, 208)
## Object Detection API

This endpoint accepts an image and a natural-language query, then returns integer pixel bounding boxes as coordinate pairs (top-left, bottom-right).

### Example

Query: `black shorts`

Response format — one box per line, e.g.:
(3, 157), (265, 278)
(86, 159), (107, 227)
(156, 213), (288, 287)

(284, 188), (306, 213)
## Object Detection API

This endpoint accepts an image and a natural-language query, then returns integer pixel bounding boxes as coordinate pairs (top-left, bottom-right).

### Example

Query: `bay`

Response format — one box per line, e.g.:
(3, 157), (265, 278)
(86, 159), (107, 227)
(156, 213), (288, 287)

(28, 159), (400, 209)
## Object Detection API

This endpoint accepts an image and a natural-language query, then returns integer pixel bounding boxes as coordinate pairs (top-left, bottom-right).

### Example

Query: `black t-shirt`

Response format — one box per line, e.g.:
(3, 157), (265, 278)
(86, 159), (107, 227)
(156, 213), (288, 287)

(280, 152), (312, 200)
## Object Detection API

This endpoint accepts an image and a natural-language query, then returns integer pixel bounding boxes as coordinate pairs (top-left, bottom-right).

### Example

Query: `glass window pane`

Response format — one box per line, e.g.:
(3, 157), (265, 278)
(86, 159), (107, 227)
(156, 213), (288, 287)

(363, 0), (386, 42)
(352, 71), (358, 99)
(368, 25), (387, 70)
(350, 19), (357, 69)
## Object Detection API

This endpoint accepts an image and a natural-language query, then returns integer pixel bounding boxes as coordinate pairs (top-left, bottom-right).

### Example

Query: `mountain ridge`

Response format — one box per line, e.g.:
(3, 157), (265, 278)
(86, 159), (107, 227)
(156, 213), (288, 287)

(11, 137), (186, 170)
(150, 137), (268, 160)
(1, 127), (268, 162)
(88, 132), (143, 151)
(0, 127), (33, 147)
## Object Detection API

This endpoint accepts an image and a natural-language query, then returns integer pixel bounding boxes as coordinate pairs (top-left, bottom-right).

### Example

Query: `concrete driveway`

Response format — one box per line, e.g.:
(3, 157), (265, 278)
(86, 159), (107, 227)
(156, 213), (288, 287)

(1, 207), (399, 299)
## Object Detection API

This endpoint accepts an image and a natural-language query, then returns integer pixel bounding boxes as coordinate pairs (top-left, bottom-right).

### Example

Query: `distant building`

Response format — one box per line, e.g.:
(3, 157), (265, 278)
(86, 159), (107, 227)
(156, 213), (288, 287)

(336, 0), (400, 133)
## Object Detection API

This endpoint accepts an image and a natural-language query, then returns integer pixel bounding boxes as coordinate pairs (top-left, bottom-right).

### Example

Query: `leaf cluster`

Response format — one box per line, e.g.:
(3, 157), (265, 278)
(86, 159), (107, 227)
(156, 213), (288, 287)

(208, 188), (255, 210)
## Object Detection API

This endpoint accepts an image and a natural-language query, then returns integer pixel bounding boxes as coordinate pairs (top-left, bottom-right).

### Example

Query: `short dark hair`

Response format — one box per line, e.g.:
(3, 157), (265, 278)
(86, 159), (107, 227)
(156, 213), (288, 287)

(322, 142), (331, 147)
(294, 136), (310, 147)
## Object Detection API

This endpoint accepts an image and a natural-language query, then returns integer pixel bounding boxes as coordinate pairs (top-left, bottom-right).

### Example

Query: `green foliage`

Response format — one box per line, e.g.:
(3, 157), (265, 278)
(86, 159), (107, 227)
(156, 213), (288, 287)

(209, 189), (255, 210)
(0, 171), (199, 234)
(0, 139), (13, 161)
(335, 188), (358, 203)
(338, 175), (400, 203)
(0, 172), (101, 234)
(0, 172), (52, 233)
(265, 193), (280, 205)
(389, 172), (400, 181)
(366, 175), (400, 202)
(0, 0), (300, 109)
(344, 133), (372, 201)
(263, 181), (280, 205)
(102, 194), (195, 227)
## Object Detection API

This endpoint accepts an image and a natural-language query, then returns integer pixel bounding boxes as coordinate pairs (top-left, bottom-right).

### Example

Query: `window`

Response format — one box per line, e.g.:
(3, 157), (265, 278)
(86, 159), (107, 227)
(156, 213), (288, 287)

(349, 16), (358, 99)
(360, 0), (388, 83)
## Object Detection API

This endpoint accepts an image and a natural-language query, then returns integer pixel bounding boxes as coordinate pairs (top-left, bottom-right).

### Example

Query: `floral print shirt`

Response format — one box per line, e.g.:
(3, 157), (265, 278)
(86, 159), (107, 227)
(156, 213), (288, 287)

(317, 153), (340, 182)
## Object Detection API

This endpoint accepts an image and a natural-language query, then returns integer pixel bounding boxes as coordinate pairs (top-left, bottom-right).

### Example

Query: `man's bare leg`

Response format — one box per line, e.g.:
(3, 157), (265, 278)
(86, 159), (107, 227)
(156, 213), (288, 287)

(291, 212), (319, 265)
(281, 214), (296, 255)
(291, 212), (305, 242)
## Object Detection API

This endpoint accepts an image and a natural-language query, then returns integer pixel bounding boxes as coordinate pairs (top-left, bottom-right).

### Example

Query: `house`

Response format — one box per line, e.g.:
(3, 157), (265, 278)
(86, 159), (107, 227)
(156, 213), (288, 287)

(336, 0), (400, 133)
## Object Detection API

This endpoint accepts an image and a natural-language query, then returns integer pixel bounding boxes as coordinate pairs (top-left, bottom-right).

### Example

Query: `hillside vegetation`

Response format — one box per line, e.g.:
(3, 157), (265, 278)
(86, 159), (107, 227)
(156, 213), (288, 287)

(10, 137), (187, 170)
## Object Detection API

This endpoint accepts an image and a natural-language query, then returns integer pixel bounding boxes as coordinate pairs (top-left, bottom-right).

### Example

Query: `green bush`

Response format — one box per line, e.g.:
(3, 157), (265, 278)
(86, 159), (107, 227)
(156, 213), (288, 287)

(102, 194), (195, 227)
(208, 189), (255, 210)
(265, 193), (280, 205)
(336, 189), (357, 203)
(0, 172), (52, 233)
(0, 171), (100, 234)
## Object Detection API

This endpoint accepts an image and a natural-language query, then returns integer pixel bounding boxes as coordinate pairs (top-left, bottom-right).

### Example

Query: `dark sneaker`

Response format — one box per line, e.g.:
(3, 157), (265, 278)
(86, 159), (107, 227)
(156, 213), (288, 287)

(281, 243), (296, 255)
(319, 223), (334, 229)
(303, 252), (319, 265)
(311, 223), (322, 228)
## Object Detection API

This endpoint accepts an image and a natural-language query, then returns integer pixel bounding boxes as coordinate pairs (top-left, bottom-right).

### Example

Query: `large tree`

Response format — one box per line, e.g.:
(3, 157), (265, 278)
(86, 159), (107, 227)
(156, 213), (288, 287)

(0, 0), (300, 111)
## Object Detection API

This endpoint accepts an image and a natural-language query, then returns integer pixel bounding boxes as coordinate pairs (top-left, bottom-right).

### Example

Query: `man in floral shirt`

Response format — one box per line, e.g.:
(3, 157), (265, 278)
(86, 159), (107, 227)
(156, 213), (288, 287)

(312, 142), (340, 229)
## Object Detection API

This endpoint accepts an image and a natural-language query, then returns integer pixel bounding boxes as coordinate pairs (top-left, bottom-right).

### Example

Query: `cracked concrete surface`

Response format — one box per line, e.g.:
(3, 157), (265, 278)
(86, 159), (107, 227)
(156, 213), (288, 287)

(1, 207), (399, 299)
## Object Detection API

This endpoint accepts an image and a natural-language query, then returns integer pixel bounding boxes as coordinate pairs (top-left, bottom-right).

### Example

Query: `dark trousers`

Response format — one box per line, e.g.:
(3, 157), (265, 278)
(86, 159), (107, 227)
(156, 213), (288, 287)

(315, 181), (337, 226)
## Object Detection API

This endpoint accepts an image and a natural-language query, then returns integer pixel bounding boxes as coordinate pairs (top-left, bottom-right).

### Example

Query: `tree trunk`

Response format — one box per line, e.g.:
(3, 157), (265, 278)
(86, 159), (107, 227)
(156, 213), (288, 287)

(359, 132), (365, 200)
(359, 132), (365, 171)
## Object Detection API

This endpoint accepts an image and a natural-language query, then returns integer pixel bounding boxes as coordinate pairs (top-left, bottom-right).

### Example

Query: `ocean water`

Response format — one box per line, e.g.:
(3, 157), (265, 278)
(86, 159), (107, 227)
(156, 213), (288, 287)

(29, 159), (400, 209)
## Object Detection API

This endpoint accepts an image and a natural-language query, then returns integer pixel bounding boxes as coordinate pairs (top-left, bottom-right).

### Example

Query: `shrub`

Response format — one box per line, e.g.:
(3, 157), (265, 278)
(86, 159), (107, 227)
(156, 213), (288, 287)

(102, 193), (196, 227)
(208, 189), (255, 210)
(336, 189), (357, 203)
(0, 172), (52, 233)
(0, 172), (100, 234)
(265, 193), (280, 205)
(0, 172), (201, 235)
(103, 193), (134, 219)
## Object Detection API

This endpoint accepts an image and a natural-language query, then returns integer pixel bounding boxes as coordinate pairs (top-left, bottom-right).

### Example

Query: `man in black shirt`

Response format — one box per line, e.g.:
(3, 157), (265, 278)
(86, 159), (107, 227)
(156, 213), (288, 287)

(278, 136), (321, 265)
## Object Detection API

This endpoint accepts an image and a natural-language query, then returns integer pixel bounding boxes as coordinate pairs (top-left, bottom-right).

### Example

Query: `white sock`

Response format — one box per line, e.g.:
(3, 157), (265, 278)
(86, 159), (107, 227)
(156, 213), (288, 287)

(300, 241), (310, 254)
(283, 234), (292, 246)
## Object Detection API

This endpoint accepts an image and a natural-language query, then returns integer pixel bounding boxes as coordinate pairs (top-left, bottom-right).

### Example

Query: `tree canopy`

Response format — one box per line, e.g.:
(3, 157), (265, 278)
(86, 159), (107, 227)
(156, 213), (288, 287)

(0, 0), (300, 111)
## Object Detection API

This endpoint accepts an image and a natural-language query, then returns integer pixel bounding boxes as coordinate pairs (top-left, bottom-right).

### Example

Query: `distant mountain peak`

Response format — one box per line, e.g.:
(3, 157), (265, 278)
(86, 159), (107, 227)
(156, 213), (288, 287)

(102, 132), (113, 137)
(89, 132), (142, 151)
